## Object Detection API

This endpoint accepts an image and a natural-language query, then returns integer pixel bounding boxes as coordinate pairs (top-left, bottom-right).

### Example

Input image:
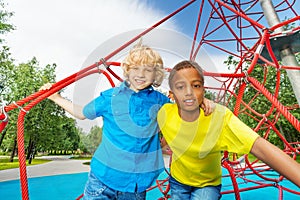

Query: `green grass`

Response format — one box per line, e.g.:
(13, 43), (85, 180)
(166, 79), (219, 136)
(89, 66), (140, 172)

(70, 155), (92, 160)
(0, 157), (51, 171)
(70, 155), (91, 165)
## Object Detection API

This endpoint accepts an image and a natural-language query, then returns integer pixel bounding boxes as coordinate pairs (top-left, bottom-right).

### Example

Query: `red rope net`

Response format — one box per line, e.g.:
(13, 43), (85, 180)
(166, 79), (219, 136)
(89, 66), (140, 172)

(0, 0), (299, 199)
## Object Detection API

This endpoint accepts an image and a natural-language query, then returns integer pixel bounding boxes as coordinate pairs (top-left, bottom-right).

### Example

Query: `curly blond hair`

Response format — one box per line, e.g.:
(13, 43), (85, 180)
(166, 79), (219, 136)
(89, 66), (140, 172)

(121, 39), (165, 87)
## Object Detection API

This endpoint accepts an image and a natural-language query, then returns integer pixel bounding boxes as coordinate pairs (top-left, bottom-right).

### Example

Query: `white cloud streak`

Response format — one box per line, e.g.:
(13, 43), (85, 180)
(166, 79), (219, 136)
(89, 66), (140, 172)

(6, 0), (176, 79)
(5, 0), (180, 131)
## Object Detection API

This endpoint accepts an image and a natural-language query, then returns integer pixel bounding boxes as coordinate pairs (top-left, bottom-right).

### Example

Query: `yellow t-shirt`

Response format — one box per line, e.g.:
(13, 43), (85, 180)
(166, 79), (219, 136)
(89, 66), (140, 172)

(157, 103), (259, 187)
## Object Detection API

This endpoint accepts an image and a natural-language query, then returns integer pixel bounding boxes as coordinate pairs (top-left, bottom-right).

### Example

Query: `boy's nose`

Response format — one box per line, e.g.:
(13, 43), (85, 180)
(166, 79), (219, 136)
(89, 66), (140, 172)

(185, 86), (193, 96)
(137, 68), (145, 77)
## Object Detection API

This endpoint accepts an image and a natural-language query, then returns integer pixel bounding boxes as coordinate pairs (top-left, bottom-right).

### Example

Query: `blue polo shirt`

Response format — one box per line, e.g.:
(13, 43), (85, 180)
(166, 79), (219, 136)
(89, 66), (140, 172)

(83, 82), (170, 192)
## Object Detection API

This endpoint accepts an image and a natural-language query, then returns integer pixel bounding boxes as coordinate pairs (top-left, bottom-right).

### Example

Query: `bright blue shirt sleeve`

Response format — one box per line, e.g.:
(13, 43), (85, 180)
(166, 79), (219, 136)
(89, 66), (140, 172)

(83, 89), (112, 119)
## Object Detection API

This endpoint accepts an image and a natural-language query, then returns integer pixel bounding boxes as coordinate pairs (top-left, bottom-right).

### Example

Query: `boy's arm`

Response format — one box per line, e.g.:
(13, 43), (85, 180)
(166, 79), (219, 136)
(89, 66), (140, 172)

(201, 98), (215, 116)
(250, 137), (300, 187)
(40, 83), (86, 120)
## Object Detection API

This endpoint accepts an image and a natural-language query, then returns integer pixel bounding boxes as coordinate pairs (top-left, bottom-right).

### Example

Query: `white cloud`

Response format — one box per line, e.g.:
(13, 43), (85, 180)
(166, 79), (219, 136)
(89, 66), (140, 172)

(5, 0), (176, 79)
(5, 0), (180, 132)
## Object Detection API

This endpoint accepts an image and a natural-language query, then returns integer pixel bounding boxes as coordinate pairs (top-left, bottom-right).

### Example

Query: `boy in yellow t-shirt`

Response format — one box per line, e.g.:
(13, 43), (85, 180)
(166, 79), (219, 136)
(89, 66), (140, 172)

(157, 60), (300, 200)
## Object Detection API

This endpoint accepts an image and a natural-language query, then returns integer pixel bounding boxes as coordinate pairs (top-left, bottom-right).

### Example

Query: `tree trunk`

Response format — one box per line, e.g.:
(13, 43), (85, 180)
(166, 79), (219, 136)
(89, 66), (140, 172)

(9, 138), (17, 162)
(0, 128), (7, 147)
(28, 143), (35, 164)
(26, 137), (34, 160)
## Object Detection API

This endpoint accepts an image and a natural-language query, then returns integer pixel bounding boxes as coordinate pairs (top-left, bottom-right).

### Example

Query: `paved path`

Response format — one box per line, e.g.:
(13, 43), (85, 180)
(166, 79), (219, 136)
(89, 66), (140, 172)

(0, 155), (170, 182)
(0, 156), (90, 182)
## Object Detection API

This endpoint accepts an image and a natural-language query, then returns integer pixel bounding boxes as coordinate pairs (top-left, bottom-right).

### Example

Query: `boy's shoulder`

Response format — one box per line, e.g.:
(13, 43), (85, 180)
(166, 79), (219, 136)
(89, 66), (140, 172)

(213, 103), (233, 118)
(99, 87), (117, 96)
(160, 103), (176, 112)
(162, 102), (175, 107)
(100, 83), (125, 96)
(215, 103), (226, 111)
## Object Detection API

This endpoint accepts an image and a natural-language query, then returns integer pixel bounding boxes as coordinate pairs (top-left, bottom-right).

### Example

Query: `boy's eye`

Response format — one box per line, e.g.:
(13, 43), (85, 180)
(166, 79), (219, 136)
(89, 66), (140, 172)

(175, 84), (184, 90)
(130, 67), (138, 71)
(192, 81), (203, 88)
(144, 66), (154, 72)
(193, 84), (202, 88)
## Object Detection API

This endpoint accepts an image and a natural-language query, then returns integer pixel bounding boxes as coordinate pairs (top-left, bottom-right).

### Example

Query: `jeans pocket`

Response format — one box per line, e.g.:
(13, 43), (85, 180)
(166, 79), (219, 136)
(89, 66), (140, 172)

(84, 172), (108, 197)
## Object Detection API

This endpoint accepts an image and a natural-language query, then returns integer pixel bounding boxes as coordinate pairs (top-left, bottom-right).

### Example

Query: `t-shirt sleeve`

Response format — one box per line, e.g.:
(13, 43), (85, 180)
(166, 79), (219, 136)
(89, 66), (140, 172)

(157, 103), (172, 130)
(222, 109), (260, 154)
(82, 92), (107, 120)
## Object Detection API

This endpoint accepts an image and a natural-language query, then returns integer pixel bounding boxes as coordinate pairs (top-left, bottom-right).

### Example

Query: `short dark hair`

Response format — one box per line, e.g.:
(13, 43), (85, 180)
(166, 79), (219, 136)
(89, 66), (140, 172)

(168, 60), (204, 89)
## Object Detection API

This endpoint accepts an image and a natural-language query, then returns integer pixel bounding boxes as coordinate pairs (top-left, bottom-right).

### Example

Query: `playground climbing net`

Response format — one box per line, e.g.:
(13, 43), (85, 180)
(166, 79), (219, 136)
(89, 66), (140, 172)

(1, 0), (300, 199)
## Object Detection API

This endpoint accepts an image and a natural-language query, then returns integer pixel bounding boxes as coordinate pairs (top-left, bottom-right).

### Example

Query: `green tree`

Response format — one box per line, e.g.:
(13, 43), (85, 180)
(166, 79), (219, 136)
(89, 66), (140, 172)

(80, 126), (102, 154)
(1, 58), (57, 159)
(0, 0), (16, 156)
(0, 0), (14, 43)
(0, 1), (83, 161)
(0, 0), (14, 101)
(225, 55), (300, 148)
(1, 58), (84, 161)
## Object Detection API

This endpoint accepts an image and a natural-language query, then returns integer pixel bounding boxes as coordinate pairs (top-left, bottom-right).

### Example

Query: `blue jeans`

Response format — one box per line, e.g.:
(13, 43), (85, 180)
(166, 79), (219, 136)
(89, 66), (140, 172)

(83, 172), (146, 200)
(169, 176), (222, 200)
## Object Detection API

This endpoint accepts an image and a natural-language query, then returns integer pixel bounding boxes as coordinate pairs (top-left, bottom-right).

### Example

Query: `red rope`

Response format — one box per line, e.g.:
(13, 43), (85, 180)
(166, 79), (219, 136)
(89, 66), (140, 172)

(270, 16), (300, 31)
(248, 76), (300, 132)
(222, 160), (241, 200)
(215, 0), (265, 30)
(0, 117), (8, 133)
(17, 111), (29, 200)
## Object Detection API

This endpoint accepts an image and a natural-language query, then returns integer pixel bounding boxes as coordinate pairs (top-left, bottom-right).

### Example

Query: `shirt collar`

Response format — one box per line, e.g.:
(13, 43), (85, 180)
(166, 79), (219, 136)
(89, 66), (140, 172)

(116, 81), (154, 94)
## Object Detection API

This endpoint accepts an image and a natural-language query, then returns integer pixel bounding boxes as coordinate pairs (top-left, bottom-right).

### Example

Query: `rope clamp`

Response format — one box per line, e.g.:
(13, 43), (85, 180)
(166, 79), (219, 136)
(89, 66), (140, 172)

(0, 106), (8, 122)
(13, 101), (29, 113)
(255, 44), (264, 55)
(100, 58), (110, 69)
(221, 156), (229, 163)
(262, 114), (267, 122)
(96, 58), (110, 73)
(242, 70), (249, 84)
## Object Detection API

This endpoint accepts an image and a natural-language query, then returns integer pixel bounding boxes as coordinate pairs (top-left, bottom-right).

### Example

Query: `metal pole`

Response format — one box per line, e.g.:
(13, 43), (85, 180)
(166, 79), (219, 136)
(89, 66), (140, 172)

(259, 0), (300, 105)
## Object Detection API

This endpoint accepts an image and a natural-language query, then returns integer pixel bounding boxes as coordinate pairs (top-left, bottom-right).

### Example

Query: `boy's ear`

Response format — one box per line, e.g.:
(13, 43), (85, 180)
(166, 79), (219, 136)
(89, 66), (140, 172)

(168, 90), (174, 101)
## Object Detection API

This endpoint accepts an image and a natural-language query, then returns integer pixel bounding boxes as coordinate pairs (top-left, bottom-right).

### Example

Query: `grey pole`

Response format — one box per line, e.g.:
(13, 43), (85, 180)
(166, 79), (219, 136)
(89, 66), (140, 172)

(259, 0), (300, 105)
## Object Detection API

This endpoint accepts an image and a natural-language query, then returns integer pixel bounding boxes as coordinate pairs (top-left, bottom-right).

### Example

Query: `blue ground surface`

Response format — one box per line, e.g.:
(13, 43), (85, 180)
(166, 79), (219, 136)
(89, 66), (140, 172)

(0, 170), (299, 199)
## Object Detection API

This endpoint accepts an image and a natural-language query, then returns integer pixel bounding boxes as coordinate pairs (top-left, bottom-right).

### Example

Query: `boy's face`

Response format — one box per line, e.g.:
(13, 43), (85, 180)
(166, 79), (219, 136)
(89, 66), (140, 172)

(170, 67), (204, 119)
(127, 65), (156, 92)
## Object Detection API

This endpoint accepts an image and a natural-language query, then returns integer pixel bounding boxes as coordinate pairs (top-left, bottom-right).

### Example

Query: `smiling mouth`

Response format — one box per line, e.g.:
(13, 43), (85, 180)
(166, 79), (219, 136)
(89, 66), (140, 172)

(135, 79), (145, 84)
(184, 99), (195, 105)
